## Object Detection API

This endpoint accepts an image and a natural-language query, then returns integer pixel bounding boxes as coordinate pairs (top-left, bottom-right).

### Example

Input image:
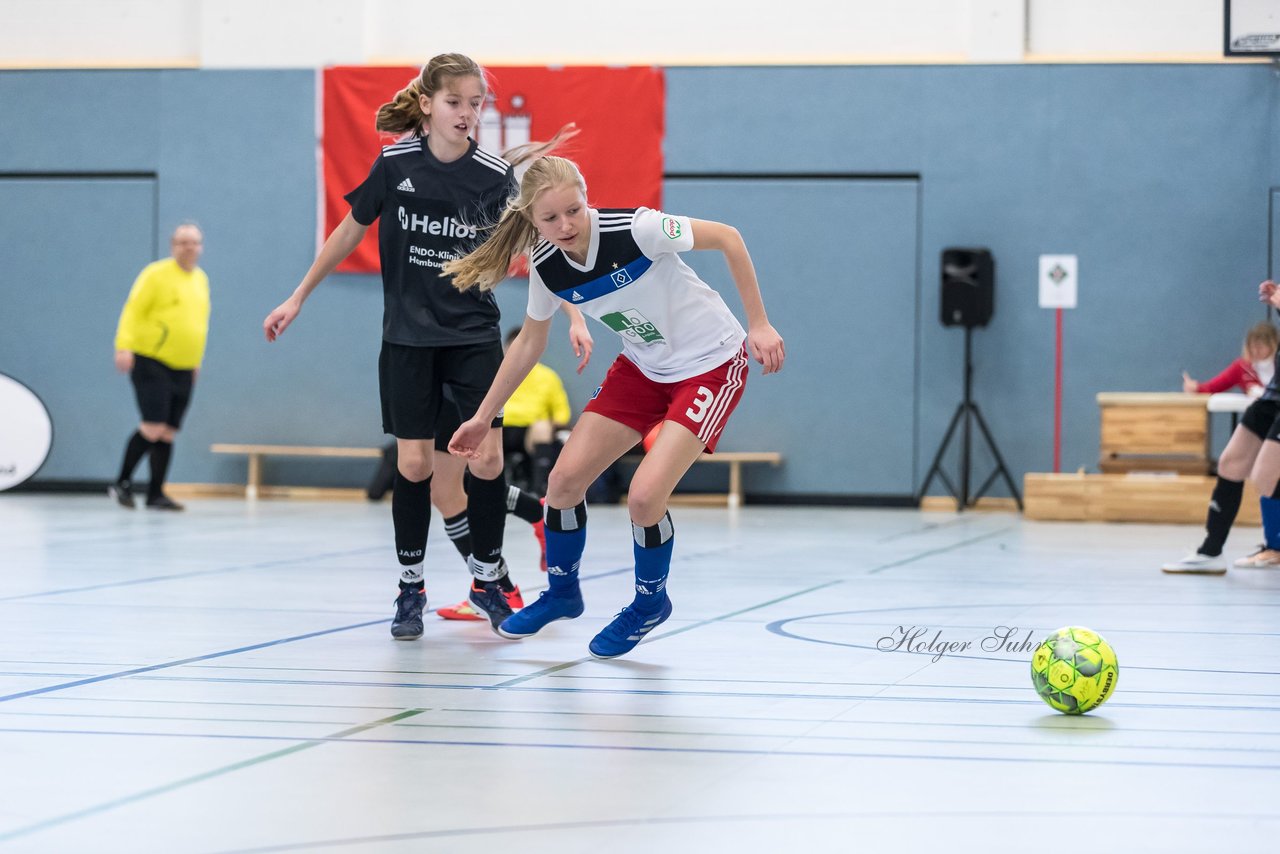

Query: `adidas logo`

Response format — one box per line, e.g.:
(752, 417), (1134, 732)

(627, 613), (666, 641)
(571, 291), (583, 301)
(396, 178), (415, 192)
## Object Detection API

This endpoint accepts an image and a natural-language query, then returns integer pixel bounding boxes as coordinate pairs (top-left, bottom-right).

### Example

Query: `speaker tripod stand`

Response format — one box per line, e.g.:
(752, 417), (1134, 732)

(918, 326), (1023, 511)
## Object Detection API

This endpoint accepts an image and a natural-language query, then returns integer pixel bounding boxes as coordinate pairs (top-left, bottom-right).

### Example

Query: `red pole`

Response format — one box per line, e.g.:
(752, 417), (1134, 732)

(1054, 307), (1063, 473)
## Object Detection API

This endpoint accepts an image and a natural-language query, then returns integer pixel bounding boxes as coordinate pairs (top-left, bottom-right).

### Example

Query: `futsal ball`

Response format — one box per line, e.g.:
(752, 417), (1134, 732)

(1030, 626), (1118, 715)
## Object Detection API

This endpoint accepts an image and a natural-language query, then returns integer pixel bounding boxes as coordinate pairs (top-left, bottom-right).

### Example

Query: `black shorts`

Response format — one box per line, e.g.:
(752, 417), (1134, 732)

(433, 395), (469, 453)
(130, 355), (194, 429)
(503, 425), (529, 456)
(1240, 397), (1280, 441)
(379, 341), (504, 440)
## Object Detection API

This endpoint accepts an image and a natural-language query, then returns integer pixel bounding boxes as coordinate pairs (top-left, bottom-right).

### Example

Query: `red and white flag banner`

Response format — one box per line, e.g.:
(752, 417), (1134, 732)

(322, 65), (665, 274)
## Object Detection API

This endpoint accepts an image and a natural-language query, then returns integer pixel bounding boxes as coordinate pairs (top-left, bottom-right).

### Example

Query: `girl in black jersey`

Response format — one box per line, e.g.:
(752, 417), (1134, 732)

(264, 54), (587, 640)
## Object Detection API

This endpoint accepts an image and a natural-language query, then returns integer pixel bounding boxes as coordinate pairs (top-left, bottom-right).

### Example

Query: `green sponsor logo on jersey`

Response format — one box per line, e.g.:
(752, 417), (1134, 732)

(661, 217), (682, 240)
(601, 309), (665, 344)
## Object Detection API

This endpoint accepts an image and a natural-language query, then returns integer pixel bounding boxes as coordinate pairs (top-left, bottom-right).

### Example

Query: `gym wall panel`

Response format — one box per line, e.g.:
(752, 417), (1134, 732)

(0, 177), (157, 480)
(0, 71), (162, 172)
(1272, 190), (1280, 283)
(662, 177), (921, 498)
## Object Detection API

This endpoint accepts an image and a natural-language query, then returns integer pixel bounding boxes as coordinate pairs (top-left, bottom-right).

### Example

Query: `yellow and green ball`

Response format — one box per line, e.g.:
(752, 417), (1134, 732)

(1030, 626), (1118, 715)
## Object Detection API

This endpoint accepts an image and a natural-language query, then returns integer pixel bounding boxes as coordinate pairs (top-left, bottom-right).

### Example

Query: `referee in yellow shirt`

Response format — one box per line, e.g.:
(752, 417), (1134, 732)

(109, 224), (210, 510)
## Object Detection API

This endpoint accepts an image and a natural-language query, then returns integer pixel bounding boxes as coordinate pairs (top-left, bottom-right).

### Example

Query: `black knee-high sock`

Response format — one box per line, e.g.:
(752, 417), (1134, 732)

(118, 431), (153, 483)
(506, 484), (543, 524)
(443, 510), (471, 561)
(466, 470), (507, 576)
(531, 443), (556, 494)
(1198, 476), (1244, 556)
(392, 473), (431, 589)
(147, 441), (173, 500)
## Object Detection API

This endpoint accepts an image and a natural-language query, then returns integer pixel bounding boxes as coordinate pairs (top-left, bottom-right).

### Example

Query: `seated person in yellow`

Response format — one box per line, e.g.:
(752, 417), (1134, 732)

(110, 223), (210, 511)
(501, 327), (572, 494)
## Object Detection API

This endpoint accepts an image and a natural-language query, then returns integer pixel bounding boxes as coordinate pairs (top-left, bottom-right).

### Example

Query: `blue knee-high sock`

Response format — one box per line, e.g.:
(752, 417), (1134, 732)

(1263, 496), (1280, 550)
(632, 512), (674, 614)
(544, 502), (587, 598)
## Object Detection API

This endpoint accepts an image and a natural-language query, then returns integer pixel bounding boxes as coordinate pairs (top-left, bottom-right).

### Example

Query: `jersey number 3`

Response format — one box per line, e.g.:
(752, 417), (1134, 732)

(685, 386), (715, 423)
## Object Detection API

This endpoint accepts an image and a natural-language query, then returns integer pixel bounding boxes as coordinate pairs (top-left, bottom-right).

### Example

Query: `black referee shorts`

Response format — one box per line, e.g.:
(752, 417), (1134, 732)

(379, 341), (505, 441)
(130, 354), (194, 429)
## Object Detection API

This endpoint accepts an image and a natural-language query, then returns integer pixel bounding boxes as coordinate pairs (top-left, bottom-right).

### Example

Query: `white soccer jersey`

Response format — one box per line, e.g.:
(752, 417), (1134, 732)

(526, 207), (746, 382)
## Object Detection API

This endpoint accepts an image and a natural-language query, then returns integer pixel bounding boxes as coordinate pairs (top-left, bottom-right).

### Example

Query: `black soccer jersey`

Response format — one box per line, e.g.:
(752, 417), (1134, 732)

(346, 137), (516, 347)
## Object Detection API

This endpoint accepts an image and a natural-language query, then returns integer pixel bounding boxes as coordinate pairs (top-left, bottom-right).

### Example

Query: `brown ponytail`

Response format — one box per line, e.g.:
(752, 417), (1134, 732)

(374, 78), (426, 136)
(375, 53), (486, 137)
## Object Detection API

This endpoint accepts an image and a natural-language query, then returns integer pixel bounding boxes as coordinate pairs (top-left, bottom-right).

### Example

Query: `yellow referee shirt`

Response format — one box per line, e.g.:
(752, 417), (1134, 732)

(114, 258), (211, 370)
(504, 363), (571, 428)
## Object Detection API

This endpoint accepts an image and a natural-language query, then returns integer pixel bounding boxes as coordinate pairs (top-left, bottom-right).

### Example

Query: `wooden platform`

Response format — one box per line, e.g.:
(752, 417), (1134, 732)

(919, 496), (1021, 513)
(1024, 472), (1261, 525)
(1096, 391), (1210, 475)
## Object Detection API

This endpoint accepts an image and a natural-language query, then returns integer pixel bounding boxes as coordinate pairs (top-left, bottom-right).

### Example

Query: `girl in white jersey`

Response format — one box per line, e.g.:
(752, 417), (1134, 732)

(445, 156), (784, 659)
(263, 55), (587, 641)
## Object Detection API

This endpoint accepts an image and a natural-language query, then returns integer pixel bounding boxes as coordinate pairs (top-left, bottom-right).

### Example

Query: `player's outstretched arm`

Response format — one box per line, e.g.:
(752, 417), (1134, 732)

(689, 218), (785, 375)
(264, 213), (369, 341)
(560, 301), (593, 373)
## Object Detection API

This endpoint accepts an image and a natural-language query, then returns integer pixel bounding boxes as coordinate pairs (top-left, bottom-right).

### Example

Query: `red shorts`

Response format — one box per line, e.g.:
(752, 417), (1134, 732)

(584, 347), (749, 452)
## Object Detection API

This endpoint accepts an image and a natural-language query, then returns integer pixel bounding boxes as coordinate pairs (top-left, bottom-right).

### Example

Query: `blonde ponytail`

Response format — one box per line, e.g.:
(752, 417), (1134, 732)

(501, 122), (580, 169)
(444, 156), (588, 293)
(444, 209), (539, 292)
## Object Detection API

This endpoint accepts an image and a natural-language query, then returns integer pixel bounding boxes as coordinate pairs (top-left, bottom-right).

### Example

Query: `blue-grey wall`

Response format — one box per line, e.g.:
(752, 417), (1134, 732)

(2, 65), (1278, 498)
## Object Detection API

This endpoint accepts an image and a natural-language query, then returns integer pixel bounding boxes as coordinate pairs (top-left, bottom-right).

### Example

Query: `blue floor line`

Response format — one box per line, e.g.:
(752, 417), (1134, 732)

(0, 618), (387, 705)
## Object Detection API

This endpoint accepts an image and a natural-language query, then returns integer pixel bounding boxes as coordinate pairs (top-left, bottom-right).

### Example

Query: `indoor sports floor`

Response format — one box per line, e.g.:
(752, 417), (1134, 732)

(0, 495), (1277, 852)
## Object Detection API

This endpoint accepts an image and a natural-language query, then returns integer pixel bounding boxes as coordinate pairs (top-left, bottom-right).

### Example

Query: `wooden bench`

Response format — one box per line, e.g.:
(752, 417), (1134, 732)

(211, 443), (382, 499)
(620, 451), (783, 508)
(211, 443), (782, 507)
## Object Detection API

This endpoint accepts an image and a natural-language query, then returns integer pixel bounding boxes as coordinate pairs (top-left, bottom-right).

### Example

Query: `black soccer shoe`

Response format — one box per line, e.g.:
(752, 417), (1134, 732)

(391, 587), (426, 640)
